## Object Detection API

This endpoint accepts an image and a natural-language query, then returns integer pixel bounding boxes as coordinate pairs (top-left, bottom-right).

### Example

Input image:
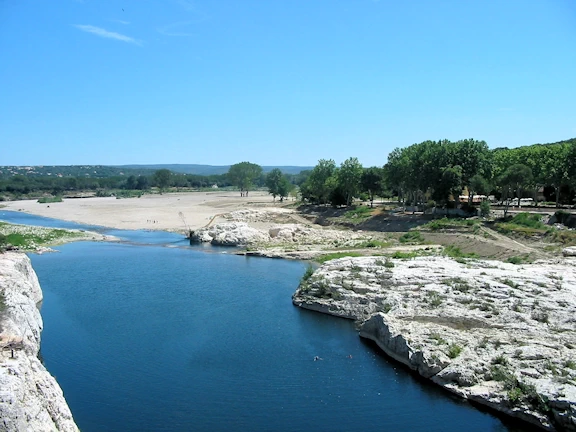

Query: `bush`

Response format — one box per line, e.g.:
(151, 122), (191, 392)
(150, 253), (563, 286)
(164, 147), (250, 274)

(301, 264), (315, 283)
(447, 343), (463, 358)
(508, 213), (546, 229)
(399, 231), (425, 244)
(480, 200), (491, 217)
(391, 251), (419, 259)
(344, 206), (373, 220)
(443, 245), (478, 259)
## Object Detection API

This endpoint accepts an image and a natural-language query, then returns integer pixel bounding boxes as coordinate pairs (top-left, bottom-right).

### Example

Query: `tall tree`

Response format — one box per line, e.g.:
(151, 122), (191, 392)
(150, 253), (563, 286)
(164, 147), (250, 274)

(227, 162), (263, 197)
(497, 164), (533, 216)
(337, 157), (363, 206)
(361, 167), (384, 208)
(153, 169), (172, 192)
(302, 159), (336, 204)
(266, 168), (293, 201)
(432, 165), (463, 207)
(468, 174), (490, 201)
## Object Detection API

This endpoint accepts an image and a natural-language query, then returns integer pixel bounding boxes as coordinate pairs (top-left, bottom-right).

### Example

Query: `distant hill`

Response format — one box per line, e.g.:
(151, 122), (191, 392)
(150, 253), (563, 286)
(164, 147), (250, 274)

(0, 164), (312, 179)
(0, 165), (155, 178)
(116, 164), (313, 175)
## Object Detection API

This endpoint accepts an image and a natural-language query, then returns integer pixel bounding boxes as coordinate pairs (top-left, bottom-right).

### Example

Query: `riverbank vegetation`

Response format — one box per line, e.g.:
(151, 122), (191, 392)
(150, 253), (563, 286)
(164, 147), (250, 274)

(0, 222), (88, 251)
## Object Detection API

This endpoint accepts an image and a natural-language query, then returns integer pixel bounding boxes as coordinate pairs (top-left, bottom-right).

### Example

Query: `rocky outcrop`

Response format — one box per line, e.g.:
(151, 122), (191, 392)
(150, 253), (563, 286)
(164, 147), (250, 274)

(0, 252), (78, 432)
(563, 247), (576, 257)
(190, 222), (270, 245)
(190, 220), (376, 248)
(293, 255), (576, 431)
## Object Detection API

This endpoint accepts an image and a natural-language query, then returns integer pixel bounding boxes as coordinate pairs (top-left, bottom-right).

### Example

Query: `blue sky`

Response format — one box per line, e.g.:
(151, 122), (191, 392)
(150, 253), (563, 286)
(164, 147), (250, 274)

(1, 0), (575, 167)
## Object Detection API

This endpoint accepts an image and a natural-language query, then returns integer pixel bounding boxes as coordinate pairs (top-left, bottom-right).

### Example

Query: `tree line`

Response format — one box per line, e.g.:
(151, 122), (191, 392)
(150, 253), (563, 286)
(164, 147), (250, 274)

(384, 138), (576, 209)
(2, 137), (575, 208)
(290, 138), (576, 209)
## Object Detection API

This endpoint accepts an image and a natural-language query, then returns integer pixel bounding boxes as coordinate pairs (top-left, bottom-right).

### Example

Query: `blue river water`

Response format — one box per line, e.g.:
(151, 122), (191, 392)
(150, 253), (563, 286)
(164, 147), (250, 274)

(0, 210), (532, 431)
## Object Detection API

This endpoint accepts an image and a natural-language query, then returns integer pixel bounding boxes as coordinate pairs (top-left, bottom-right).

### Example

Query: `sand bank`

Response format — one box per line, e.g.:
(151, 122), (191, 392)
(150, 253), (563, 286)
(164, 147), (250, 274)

(2, 191), (275, 232)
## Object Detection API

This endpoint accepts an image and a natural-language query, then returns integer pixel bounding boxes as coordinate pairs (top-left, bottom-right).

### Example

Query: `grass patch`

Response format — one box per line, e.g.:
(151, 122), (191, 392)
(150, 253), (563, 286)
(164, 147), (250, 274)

(495, 212), (551, 237)
(443, 245), (478, 259)
(447, 343), (463, 359)
(0, 223), (82, 250)
(315, 252), (363, 263)
(506, 254), (533, 265)
(399, 231), (425, 244)
(343, 206), (373, 221)
(390, 251), (420, 259)
(421, 217), (479, 231)
(427, 290), (444, 307)
(551, 230), (576, 246)
(491, 355), (509, 366)
(37, 196), (63, 203)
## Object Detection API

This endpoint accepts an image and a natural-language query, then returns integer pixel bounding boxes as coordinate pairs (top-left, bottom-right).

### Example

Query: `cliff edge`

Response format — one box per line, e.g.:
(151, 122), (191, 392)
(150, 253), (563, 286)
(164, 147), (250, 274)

(0, 252), (78, 432)
(293, 255), (576, 431)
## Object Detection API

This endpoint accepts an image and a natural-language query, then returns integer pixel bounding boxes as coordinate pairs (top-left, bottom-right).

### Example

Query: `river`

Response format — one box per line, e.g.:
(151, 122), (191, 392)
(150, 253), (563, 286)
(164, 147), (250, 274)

(0, 210), (529, 431)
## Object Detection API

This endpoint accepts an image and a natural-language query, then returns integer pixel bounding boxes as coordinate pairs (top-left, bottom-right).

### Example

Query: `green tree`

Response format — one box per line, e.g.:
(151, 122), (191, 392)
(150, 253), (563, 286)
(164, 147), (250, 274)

(136, 176), (149, 190)
(227, 162), (263, 196)
(432, 165), (463, 207)
(153, 169), (172, 192)
(301, 159), (336, 204)
(497, 164), (533, 216)
(126, 175), (137, 190)
(361, 167), (384, 208)
(469, 174), (490, 200)
(539, 144), (571, 207)
(337, 157), (363, 206)
(266, 168), (293, 201)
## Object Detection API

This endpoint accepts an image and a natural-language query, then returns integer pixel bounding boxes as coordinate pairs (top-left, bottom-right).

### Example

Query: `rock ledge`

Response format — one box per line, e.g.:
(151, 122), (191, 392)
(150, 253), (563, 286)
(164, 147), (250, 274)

(0, 252), (79, 432)
(293, 255), (576, 431)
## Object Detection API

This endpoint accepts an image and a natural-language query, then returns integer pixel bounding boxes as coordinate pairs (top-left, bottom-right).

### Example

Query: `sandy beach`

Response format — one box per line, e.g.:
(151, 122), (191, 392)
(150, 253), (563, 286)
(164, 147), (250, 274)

(1, 191), (277, 232)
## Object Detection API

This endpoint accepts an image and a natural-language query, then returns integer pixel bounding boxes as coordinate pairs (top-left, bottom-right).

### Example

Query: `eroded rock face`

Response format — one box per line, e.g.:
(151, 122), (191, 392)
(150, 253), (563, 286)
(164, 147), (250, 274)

(190, 222), (270, 246)
(293, 255), (576, 431)
(0, 252), (79, 432)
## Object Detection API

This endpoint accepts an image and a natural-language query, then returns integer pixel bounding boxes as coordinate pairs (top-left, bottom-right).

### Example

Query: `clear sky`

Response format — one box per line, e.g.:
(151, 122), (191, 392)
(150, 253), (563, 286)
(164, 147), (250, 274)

(1, 0), (575, 167)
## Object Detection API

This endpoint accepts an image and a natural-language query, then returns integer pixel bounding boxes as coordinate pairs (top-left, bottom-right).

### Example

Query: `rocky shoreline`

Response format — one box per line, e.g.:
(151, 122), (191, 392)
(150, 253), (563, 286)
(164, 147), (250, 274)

(0, 252), (79, 432)
(293, 255), (576, 431)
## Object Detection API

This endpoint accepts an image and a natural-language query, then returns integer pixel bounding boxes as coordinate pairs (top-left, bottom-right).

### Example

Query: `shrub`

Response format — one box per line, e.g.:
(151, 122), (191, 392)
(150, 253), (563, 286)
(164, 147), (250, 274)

(301, 265), (315, 283)
(447, 343), (463, 359)
(480, 200), (491, 217)
(391, 251), (419, 259)
(399, 231), (424, 244)
(506, 255), (532, 265)
(443, 245), (478, 259)
(344, 206), (373, 220)
(491, 355), (508, 366)
(427, 291), (444, 307)
(509, 213), (546, 229)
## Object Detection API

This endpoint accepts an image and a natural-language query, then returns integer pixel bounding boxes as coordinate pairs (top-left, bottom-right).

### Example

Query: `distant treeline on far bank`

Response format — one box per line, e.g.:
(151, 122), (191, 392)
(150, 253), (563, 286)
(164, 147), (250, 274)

(1, 137), (575, 208)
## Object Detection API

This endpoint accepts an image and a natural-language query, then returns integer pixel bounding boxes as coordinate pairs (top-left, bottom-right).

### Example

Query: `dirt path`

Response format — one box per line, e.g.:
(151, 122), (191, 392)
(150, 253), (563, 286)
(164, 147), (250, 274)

(478, 226), (546, 258)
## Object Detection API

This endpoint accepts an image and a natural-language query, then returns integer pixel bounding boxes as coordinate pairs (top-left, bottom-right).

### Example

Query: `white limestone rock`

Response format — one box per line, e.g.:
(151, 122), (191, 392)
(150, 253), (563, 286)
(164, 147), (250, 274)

(293, 255), (576, 431)
(563, 247), (576, 257)
(190, 222), (270, 246)
(0, 252), (79, 432)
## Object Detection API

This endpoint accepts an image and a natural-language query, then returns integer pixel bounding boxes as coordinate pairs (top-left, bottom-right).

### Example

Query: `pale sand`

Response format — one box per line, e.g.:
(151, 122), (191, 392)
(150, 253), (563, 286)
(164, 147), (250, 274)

(1, 191), (276, 232)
